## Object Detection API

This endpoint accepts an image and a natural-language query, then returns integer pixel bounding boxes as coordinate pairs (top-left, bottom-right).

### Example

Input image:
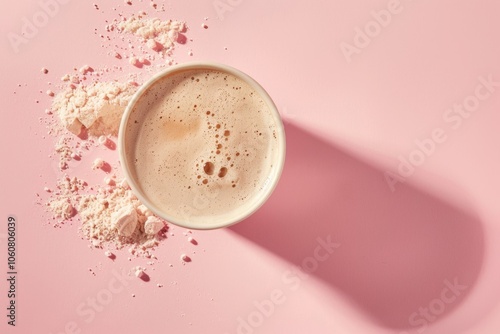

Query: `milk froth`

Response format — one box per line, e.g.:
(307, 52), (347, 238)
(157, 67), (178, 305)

(124, 68), (280, 225)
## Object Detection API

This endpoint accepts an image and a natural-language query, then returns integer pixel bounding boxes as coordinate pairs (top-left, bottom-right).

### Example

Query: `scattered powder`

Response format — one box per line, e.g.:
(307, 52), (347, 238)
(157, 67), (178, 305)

(49, 198), (75, 220)
(46, 176), (87, 222)
(52, 135), (90, 171)
(113, 14), (187, 59)
(78, 177), (168, 251)
(40, 4), (194, 273)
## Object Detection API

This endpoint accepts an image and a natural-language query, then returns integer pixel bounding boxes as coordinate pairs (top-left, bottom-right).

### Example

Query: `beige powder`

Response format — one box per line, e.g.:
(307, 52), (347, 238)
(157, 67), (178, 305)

(114, 14), (187, 58)
(46, 173), (168, 255)
(43, 7), (191, 262)
(52, 81), (138, 136)
(78, 177), (168, 251)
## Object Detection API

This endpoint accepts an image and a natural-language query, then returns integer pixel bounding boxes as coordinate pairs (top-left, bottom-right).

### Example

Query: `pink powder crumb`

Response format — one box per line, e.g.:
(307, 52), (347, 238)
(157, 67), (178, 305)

(92, 158), (105, 170)
(129, 57), (141, 67)
(79, 65), (94, 75)
(41, 67), (49, 74)
(135, 268), (147, 280)
(47, 90), (55, 97)
(180, 254), (191, 263)
(201, 23), (208, 29)
(146, 39), (163, 52)
(104, 250), (115, 259)
(104, 176), (115, 186)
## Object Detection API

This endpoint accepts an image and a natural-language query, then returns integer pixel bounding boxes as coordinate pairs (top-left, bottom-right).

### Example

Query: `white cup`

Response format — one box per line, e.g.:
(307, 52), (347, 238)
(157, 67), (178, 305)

(119, 62), (286, 229)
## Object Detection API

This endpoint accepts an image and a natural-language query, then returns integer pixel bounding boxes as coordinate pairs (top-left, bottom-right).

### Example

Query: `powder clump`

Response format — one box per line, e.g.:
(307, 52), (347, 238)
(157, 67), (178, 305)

(52, 81), (137, 136)
(114, 14), (187, 58)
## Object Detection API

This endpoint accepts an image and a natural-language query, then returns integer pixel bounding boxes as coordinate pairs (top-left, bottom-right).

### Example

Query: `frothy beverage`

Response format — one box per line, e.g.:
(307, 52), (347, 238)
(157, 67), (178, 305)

(121, 64), (284, 228)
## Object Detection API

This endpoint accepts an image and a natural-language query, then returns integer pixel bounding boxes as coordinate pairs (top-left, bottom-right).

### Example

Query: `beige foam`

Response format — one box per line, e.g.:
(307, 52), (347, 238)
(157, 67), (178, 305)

(125, 68), (280, 225)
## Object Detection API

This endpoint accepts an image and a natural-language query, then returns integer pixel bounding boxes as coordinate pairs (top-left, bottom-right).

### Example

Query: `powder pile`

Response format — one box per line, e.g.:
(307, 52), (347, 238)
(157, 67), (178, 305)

(53, 81), (138, 137)
(46, 173), (169, 256)
(78, 178), (168, 251)
(41, 3), (192, 261)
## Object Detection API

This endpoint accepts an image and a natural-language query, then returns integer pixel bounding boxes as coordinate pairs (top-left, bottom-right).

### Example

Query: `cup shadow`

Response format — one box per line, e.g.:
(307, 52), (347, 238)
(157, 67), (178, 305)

(229, 122), (485, 330)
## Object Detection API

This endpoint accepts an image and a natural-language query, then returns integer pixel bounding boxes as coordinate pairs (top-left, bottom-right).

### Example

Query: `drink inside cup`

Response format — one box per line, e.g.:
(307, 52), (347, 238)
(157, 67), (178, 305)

(119, 62), (285, 229)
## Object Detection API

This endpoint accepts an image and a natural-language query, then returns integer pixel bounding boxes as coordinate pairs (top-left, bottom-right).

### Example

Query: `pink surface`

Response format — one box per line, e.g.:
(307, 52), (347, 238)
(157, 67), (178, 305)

(1, 1), (499, 333)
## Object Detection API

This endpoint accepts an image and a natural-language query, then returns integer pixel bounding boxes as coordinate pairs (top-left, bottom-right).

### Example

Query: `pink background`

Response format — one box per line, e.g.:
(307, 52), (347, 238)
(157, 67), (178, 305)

(1, 0), (500, 333)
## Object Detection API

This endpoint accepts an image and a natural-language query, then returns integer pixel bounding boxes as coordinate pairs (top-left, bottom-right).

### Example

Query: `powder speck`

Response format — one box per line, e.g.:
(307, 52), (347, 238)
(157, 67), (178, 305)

(135, 269), (146, 279)
(129, 57), (141, 67)
(79, 65), (93, 74)
(104, 250), (115, 259)
(92, 158), (105, 170)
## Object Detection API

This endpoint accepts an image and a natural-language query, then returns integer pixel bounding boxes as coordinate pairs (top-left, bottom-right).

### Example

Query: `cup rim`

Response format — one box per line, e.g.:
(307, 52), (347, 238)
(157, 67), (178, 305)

(118, 61), (286, 230)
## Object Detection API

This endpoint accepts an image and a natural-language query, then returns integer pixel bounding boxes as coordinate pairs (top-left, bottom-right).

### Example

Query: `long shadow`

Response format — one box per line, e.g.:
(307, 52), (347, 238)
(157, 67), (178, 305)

(230, 122), (485, 330)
